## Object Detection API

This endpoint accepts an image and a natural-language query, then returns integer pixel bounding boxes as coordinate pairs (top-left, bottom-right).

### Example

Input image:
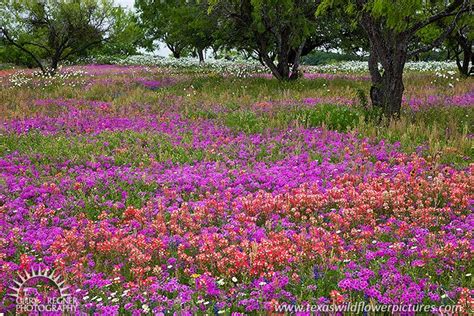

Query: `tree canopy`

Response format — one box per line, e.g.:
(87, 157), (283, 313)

(0, 0), (133, 73)
(135, 0), (217, 61)
(209, 0), (321, 79)
(318, 0), (471, 118)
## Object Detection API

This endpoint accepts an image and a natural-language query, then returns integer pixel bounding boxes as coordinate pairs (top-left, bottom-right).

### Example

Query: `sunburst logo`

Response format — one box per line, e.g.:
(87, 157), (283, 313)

(8, 267), (78, 313)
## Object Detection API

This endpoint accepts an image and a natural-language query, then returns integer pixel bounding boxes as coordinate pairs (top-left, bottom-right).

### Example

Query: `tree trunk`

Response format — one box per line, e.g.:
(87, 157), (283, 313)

(368, 51), (383, 111)
(197, 49), (205, 64)
(374, 69), (405, 119)
(471, 53), (474, 75)
(167, 43), (182, 59)
(257, 34), (294, 81)
(357, 0), (468, 120)
(455, 39), (472, 77)
(261, 53), (282, 80)
(367, 44), (406, 119)
(172, 50), (181, 59)
(289, 41), (305, 80)
(258, 34), (303, 81)
(276, 58), (290, 80)
(361, 12), (407, 119)
(276, 28), (291, 80)
(49, 56), (59, 76)
(264, 54), (295, 81)
(276, 47), (290, 80)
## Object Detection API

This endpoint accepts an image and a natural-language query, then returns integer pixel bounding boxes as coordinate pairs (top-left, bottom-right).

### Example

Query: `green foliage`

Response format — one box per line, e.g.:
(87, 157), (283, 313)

(355, 88), (369, 109)
(317, 0), (470, 118)
(0, 42), (38, 68)
(135, 0), (217, 58)
(0, 0), (133, 72)
(418, 12), (473, 75)
(301, 50), (364, 65)
(293, 104), (362, 131)
(0, 131), (214, 166)
(318, 0), (468, 33)
(89, 7), (144, 57)
(211, 0), (320, 79)
(220, 104), (366, 133)
(223, 110), (264, 133)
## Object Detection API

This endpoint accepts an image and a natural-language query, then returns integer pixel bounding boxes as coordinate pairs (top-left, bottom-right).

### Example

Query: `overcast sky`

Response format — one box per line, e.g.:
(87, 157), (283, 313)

(115, 0), (171, 57)
(116, 0), (135, 9)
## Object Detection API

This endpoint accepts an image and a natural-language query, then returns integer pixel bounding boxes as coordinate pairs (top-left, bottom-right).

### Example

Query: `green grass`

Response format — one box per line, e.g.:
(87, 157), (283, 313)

(2, 70), (472, 167)
(0, 131), (218, 166)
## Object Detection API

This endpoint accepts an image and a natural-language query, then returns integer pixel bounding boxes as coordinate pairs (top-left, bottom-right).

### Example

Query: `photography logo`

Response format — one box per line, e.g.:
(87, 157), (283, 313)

(8, 267), (79, 313)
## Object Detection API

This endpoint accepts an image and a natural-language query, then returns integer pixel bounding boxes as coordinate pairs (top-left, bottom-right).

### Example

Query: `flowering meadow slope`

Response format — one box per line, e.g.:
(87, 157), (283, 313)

(0, 64), (473, 314)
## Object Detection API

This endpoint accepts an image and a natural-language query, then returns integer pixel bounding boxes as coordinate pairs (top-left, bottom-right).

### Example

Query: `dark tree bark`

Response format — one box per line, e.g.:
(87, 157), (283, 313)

(260, 47), (303, 80)
(166, 42), (184, 59)
(49, 59), (59, 75)
(257, 30), (304, 81)
(169, 46), (181, 58)
(366, 43), (407, 118)
(275, 27), (291, 79)
(197, 49), (205, 64)
(260, 51), (282, 80)
(290, 41), (305, 80)
(288, 37), (324, 65)
(454, 32), (473, 77)
(360, 12), (408, 118)
(368, 51), (384, 113)
(49, 48), (62, 75)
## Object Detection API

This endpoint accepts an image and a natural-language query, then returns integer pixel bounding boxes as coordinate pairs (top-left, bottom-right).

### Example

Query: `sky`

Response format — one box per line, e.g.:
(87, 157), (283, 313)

(115, 0), (171, 57)
(116, 0), (135, 9)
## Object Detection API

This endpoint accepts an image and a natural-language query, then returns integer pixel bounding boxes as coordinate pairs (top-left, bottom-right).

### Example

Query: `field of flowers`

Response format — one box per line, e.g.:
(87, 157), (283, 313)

(0, 61), (473, 314)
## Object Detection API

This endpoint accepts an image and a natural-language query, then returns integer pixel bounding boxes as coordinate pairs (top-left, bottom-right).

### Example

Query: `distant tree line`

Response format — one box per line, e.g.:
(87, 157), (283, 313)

(1, 0), (472, 118)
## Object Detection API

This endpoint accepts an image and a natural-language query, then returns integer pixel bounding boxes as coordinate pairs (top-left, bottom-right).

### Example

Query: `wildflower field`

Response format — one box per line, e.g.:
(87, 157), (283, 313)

(0, 60), (473, 314)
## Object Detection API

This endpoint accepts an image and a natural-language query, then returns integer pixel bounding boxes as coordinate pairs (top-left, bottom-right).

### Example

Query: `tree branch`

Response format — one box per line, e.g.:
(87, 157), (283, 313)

(60, 38), (104, 61)
(290, 40), (305, 78)
(19, 41), (52, 54)
(406, 0), (467, 34)
(1, 28), (46, 73)
(408, 8), (465, 57)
